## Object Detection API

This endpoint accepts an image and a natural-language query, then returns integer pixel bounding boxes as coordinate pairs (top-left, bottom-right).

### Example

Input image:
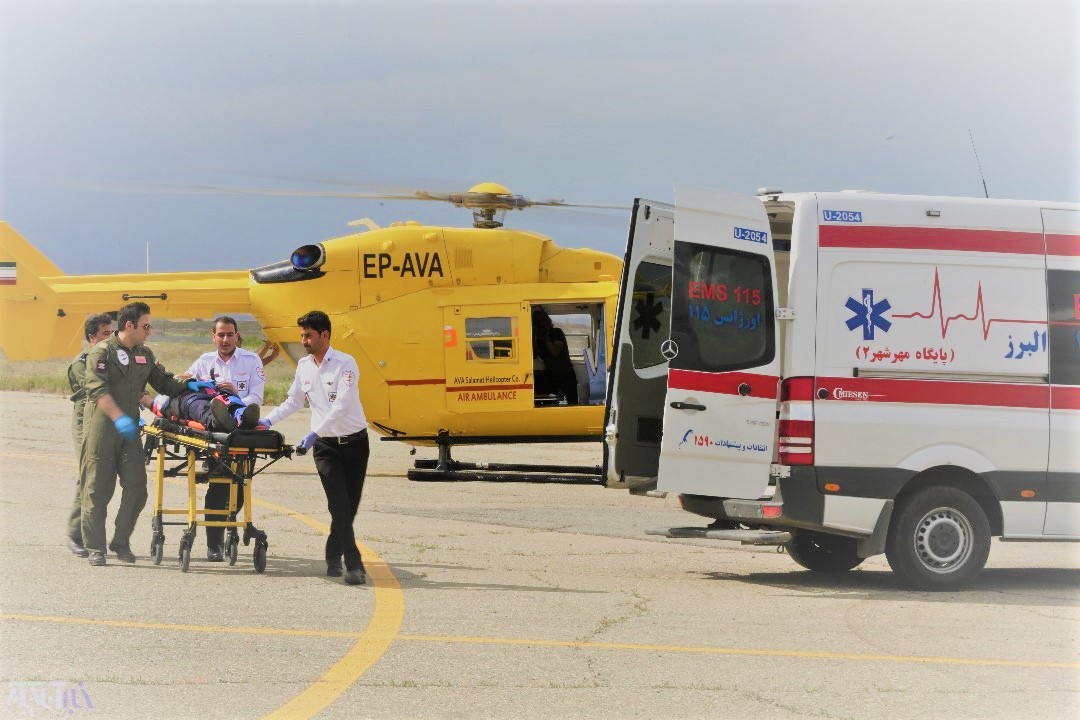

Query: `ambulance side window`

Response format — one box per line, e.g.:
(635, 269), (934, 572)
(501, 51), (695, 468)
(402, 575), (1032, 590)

(1048, 269), (1080, 385)
(669, 242), (775, 373)
(629, 261), (673, 369)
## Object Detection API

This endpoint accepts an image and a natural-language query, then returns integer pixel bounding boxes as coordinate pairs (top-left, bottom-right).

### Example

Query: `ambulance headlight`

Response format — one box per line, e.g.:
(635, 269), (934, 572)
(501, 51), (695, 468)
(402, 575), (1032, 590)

(290, 244), (326, 271)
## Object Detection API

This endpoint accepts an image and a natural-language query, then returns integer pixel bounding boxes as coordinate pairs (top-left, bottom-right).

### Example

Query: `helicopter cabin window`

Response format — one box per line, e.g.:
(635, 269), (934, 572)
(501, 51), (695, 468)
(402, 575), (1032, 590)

(465, 317), (516, 361)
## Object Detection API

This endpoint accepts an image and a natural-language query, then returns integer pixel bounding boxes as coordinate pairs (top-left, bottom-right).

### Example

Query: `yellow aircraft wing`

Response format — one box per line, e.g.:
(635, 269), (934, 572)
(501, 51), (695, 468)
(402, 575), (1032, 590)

(1, 222), (251, 360)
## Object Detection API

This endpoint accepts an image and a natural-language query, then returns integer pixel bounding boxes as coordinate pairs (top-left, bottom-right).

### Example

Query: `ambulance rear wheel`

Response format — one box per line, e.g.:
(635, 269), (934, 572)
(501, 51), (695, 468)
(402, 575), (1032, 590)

(885, 486), (990, 591)
(784, 531), (863, 573)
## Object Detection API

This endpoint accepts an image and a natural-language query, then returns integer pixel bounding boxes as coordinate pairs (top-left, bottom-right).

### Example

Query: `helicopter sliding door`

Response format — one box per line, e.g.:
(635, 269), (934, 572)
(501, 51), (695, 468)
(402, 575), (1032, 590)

(604, 198), (675, 491)
(444, 303), (534, 416)
(531, 302), (608, 407)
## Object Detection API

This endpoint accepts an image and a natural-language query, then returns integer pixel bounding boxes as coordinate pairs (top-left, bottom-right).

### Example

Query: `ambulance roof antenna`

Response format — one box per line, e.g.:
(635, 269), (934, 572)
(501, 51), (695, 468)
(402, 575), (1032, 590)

(968, 129), (990, 198)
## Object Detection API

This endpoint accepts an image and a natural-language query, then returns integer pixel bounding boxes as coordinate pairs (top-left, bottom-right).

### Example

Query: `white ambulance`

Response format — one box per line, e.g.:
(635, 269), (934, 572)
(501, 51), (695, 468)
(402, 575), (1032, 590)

(605, 186), (1079, 590)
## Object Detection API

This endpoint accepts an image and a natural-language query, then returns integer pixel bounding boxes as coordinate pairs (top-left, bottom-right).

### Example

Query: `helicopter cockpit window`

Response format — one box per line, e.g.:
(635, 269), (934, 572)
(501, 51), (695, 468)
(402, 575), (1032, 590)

(465, 317), (516, 361)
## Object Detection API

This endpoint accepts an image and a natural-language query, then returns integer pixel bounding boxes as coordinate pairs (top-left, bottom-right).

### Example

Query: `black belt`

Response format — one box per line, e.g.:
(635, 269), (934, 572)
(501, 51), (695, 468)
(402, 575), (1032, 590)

(320, 428), (368, 445)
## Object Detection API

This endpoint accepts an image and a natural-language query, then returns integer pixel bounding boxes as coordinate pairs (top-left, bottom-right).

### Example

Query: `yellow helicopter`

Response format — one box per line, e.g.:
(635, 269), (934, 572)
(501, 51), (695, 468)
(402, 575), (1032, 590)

(0, 182), (625, 480)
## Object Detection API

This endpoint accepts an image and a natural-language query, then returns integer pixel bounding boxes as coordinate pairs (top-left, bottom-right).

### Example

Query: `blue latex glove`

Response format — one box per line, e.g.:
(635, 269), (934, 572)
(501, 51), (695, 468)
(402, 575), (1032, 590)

(113, 415), (139, 440)
(295, 431), (315, 453)
(186, 379), (215, 393)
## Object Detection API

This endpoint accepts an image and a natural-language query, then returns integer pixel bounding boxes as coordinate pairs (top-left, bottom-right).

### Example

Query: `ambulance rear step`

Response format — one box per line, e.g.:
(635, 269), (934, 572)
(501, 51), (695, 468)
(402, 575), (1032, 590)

(646, 527), (792, 545)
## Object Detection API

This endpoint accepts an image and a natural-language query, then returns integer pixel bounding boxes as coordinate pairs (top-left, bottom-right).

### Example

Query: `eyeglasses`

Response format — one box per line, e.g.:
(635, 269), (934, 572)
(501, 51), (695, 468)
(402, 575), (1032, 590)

(141, 323), (152, 332)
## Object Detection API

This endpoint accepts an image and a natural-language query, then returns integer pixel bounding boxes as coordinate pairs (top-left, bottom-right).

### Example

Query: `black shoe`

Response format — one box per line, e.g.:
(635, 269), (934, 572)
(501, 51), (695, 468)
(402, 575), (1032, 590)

(239, 404), (260, 430)
(67, 537), (89, 558)
(108, 543), (136, 563)
(344, 567), (366, 585)
(207, 547), (224, 562)
(326, 560), (343, 577)
(87, 551), (107, 567)
(210, 399), (237, 432)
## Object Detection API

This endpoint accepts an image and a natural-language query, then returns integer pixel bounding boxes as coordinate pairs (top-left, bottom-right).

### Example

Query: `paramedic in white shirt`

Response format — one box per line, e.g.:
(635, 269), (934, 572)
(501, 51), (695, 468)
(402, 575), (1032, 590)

(186, 316), (266, 408)
(186, 315), (266, 561)
(261, 310), (370, 586)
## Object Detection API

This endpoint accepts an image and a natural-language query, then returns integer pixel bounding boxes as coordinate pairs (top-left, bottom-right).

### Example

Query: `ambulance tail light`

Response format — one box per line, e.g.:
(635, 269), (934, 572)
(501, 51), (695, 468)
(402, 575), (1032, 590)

(779, 376), (815, 466)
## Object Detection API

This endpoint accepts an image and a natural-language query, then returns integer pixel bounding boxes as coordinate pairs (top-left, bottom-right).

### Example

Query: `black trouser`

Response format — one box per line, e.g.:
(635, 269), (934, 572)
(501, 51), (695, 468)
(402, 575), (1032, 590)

(205, 480), (244, 550)
(312, 430), (369, 571)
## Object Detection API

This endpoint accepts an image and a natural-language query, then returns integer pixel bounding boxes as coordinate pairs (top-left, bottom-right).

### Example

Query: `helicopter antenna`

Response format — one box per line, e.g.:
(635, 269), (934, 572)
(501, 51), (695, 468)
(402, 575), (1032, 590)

(968, 129), (989, 198)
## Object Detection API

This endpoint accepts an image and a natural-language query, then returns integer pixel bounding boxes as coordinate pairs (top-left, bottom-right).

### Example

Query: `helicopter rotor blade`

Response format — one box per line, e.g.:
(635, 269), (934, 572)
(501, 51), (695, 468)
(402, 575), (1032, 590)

(73, 180), (445, 203)
(525, 198), (629, 210)
(216, 175), (630, 211)
(61, 178), (629, 213)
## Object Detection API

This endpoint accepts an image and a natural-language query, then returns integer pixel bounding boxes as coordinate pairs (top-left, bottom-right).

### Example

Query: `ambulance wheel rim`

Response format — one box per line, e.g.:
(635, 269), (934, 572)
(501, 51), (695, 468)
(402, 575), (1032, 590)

(913, 506), (972, 573)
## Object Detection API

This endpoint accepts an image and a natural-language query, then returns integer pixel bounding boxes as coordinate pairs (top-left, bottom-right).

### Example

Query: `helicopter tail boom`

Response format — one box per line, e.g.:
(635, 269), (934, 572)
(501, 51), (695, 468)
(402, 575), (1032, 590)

(0, 222), (252, 360)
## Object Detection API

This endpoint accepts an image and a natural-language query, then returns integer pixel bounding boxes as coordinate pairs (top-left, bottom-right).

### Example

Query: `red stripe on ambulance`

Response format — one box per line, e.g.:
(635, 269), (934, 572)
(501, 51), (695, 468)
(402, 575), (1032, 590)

(819, 225), (1045, 255)
(1051, 386), (1080, 411)
(668, 369), (779, 399)
(819, 376), (1049, 408)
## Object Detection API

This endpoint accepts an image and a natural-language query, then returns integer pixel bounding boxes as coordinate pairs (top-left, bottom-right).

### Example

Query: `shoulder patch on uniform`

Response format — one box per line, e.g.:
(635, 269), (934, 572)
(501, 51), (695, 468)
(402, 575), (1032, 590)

(95, 361), (107, 374)
(342, 370), (355, 388)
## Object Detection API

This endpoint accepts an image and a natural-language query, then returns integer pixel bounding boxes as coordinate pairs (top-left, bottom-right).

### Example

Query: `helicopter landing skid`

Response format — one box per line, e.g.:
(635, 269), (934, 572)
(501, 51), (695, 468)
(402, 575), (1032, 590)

(382, 432), (603, 484)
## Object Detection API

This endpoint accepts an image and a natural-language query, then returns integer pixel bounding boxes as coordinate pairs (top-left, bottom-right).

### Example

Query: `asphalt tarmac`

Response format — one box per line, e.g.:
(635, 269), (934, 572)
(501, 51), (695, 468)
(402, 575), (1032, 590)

(1, 392), (1078, 719)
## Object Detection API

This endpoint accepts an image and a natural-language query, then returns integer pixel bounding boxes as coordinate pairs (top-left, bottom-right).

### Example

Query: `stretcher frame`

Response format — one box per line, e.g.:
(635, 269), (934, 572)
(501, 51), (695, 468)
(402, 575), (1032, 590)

(142, 418), (292, 573)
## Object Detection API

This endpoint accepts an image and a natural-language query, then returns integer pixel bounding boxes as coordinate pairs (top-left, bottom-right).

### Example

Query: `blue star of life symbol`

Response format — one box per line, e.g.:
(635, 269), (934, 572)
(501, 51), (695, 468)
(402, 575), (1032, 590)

(845, 288), (892, 340)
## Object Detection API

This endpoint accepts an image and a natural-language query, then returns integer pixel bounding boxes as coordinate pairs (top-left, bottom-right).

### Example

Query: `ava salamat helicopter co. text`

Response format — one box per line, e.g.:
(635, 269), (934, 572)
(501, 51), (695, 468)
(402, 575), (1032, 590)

(452, 374), (524, 403)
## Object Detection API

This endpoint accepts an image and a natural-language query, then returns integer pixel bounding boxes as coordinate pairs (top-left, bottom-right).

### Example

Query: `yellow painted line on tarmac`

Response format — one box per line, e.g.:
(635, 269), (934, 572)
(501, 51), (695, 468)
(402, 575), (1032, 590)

(0, 613), (363, 640)
(394, 633), (1080, 669)
(253, 498), (404, 720)
(0, 451), (75, 467)
(2, 611), (1074, 671)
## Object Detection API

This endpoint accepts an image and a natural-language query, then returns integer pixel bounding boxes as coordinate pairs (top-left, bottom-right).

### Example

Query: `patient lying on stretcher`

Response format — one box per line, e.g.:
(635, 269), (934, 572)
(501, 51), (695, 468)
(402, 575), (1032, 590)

(151, 386), (262, 433)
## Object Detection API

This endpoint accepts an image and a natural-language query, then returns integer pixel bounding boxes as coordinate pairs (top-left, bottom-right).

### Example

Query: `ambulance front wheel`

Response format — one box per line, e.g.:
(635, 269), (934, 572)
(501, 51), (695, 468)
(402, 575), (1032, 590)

(784, 531), (863, 573)
(885, 486), (991, 591)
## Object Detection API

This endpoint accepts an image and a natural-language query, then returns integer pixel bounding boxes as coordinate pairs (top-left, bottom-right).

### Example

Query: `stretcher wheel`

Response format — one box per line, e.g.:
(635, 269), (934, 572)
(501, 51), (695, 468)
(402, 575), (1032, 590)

(151, 536), (164, 566)
(180, 542), (192, 573)
(227, 538), (239, 566)
(252, 541), (267, 574)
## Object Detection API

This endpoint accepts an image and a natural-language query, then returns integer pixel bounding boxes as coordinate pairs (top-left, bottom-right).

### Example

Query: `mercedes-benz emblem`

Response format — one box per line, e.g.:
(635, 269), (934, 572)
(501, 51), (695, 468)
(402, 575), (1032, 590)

(660, 338), (679, 361)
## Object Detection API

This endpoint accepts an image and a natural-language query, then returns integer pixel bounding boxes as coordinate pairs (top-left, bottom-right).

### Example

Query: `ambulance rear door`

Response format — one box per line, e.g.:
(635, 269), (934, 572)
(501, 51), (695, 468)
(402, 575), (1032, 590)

(658, 185), (781, 500)
(604, 198), (674, 490)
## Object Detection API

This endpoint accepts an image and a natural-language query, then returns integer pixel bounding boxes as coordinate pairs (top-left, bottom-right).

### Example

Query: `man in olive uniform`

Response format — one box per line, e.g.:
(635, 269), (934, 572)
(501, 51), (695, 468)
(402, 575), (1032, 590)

(65, 312), (116, 558)
(81, 301), (213, 566)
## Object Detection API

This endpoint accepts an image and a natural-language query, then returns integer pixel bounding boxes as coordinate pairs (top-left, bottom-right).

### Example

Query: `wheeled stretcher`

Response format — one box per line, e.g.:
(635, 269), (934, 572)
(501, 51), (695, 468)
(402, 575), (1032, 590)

(141, 417), (292, 573)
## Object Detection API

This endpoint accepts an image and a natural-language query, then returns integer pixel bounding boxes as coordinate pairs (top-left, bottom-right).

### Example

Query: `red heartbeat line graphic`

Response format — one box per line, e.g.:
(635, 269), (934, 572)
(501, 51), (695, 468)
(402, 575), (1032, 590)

(891, 268), (1045, 340)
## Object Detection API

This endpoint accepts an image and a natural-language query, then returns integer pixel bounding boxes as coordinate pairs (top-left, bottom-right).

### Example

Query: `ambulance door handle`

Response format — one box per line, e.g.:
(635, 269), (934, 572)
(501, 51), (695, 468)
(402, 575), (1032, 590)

(670, 401), (706, 411)
(738, 383), (751, 397)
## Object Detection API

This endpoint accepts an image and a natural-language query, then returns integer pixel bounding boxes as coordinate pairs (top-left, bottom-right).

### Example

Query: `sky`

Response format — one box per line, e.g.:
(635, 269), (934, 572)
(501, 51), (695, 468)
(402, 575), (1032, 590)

(1, 0), (1077, 274)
